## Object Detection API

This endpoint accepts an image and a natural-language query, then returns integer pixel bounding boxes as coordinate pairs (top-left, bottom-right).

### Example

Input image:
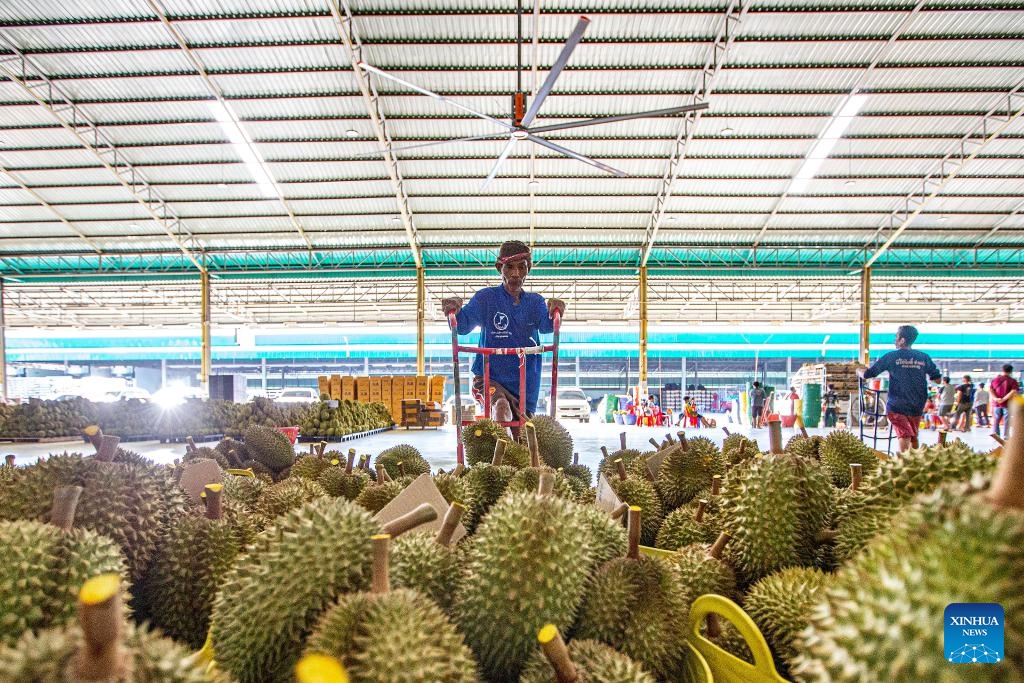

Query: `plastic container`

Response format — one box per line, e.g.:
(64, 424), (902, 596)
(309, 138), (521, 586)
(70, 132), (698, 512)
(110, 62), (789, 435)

(276, 426), (299, 445)
(688, 594), (790, 682)
(802, 383), (822, 428)
(624, 414), (638, 425)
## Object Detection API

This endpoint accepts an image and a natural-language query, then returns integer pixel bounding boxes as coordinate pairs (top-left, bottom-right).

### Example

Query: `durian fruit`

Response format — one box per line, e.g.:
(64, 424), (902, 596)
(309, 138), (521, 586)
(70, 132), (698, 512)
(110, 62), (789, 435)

(222, 471), (266, 512)
(608, 459), (663, 546)
(502, 439), (532, 468)
(575, 504), (628, 578)
(0, 574), (231, 682)
(668, 534), (738, 605)
(355, 477), (410, 514)
(375, 444), (430, 480)
(454, 491), (592, 682)
(432, 470), (471, 509)
(720, 454), (833, 584)
(304, 534), (479, 682)
(519, 626), (656, 683)
(390, 503), (467, 613)
(818, 430), (875, 487)
(291, 454), (330, 481)
(137, 483), (243, 650)
(656, 436), (724, 511)
(597, 436), (644, 480)
(502, 466), (575, 501)
(215, 435), (249, 468)
(574, 507), (689, 680)
(656, 498), (717, 551)
(461, 441), (517, 531)
(0, 454), (16, 484)
(563, 452), (593, 492)
(257, 476), (328, 520)
(784, 434), (823, 461)
(526, 415), (573, 469)
(722, 433), (758, 466)
(210, 497), (438, 683)
(244, 423), (295, 473)
(0, 486), (126, 647)
(742, 566), (832, 676)
(461, 418), (509, 465)
(317, 452), (371, 501)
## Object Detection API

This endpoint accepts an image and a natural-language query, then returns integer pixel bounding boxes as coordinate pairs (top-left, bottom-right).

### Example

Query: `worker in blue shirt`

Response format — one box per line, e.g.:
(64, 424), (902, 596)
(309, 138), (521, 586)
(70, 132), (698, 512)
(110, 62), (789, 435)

(442, 240), (566, 432)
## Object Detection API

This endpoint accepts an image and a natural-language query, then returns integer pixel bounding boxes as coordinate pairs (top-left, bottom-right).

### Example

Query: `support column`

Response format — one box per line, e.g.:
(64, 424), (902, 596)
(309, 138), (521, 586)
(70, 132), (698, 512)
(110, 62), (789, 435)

(575, 356), (580, 388)
(0, 279), (6, 403)
(859, 266), (872, 365)
(260, 358), (267, 393)
(200, 269), (211, 391)
(416, 266), (425, 376)
(160, 359), (167, 389)
(681, 356), (687, 392)
(638, 266), (648, 398)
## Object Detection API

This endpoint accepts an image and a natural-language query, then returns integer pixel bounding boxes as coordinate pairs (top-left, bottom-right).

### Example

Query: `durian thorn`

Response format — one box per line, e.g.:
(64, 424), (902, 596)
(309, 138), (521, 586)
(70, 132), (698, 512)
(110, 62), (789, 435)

(436, 502), (466, 547)
(50, 485), (83, 532)
(615, 458), (628, 481)
(695, 499), (707, 523)
(492, 439), (507, 466)
(537, 625), (578, 683)
(711, 475), (722, 496)
(708, 531), (730, 560)
(345, 449), (355, 474)
(665, 432), (675, 445)
(649, 437), (661, 449)
(816, 528), (838, 543)
(204, 483), (223, 520)
(850, 463), (863, 491)
(452, 462), (465, 477)
(94, 434), (120, 463)
(526, 423), (541, 467)
(74, 574), (126, 681)
(626, 506), (642, 560)
(397, 461), (406, 478)
(295, 654), (350, 683)
(619, 432), (627, 450)
(371, 534), (391, 594)
(538, 471), (555, 496)
(380, 502), (438, 538)
(988, 395), (1024, 510)
(572, 452), (579, 466)
(610, 503), (629, 521)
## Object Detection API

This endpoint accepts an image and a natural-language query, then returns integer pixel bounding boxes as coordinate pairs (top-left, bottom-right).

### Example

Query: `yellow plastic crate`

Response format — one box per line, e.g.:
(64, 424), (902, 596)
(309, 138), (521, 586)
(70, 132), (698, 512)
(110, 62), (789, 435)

(688, 594), (790, 683)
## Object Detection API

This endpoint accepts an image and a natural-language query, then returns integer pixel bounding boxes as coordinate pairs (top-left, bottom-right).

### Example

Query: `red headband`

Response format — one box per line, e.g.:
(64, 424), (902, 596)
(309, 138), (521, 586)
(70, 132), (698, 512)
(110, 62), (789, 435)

(497, 251), (530, 265)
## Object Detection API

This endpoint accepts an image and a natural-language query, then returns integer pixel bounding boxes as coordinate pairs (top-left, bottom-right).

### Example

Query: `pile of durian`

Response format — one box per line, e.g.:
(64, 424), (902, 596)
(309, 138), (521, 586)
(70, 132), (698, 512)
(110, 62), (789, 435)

(0, 404), (1021, 682)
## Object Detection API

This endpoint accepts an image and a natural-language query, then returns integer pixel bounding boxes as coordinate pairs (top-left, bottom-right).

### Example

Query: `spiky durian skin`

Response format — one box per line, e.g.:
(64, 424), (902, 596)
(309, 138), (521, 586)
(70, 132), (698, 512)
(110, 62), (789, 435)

(222, 473), (265, 511)
(720, 454), (833, 584)
(502, 467), (576, 500)
(432, 471), (471, 507)
(519, 638), (657, 683)
(316, 466), (370, 500)
(503, 440), (532, 468)
(256, 477), (327, 520)
(785, 435), (823, 461)
(668, 544), (738, 604)
(743, 567), (832, 675)
(375, 444), (430, 479)
(597, 449), (643, 479)
(290, 455), (330, 481)
(0, 620), (233, 683)
(527, 415), (573, 470)
(575, 505), (628, 578)
(656, 506), (715, 551)
(454, 493), (592, 682)
(354, 479), (410, 514)
(657, 438), (725, 511)
(609, 477), (663, 546)
(564, 463), (593, 487)
(243, 424), (295, 472)
(819, 430), (876, 487)
(390, 531), (462, 614)
(462, 464), (516, 532)
(0, 521), (125, 647)
(792, 481), (1024, 682)
(574, 556), (688, 680)
(0, 453), (88, 522)
(461, 419), (509, 465)
(210, 497), (377, 683)
(137, 511), (242, 650)
(722, 434), (758, 467)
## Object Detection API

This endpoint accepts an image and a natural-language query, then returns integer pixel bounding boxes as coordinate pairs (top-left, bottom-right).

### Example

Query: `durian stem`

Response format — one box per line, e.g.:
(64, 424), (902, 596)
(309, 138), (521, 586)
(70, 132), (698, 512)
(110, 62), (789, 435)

(83, 425), (103, 451)
(526, 422), (540, 467)
(665, 433), (675, 445)
(737, 440), (747, 459)
(615, 458), (627, 481)
(376, 464), (392, 483)
(706, 613), (722, 638)
(694, 499), (707, 523)
(572, 452), (579, 466)
(989, 397), (1024, 510)
(380, 502), (439, 537)
(50, 485), (83, 532)
(644, 461), (657, 482)
(397, 462), (406, 478)
(649, 437), (660, 449)
(345, 449), (355, 474)
(371, 534), (390, 594)
(309, 443), (315, 456)
(314, 441), (326, 457)
(600, 445), (609, 460)
(73, 575), (126, 681)
(204, 484), (223, 521)
(538, 625), (578, 683)
(850, 463), (863, 491)
(938, 430), (948, 447)
(627, 506), (641, 559)
(711, 475), (722, 496)
(225, 448), (244, 469)
(722, 427), (730, 436)
(435, 502), (465, 547)
(816, 529), (838, 543)
(610, 503), (629, 521)
(453, 462), (465, 477)
(492, 439), (507, 466)
(708, 532), (730, 560)
(619, 432), (627, 450)
(992, 433), (1006, 446)
(538, 471), (555, 496)
(185, 436), (197, 455)
(677, 432), (687, 450)
(768, 418), (783, 454)
(4, 454), (14, 467)
(95, 435), (120, 463)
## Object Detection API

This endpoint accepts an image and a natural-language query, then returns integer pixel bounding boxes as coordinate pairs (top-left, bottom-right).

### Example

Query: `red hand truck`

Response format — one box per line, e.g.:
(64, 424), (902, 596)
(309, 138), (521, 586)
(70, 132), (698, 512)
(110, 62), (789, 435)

(448, 310), (561, 465)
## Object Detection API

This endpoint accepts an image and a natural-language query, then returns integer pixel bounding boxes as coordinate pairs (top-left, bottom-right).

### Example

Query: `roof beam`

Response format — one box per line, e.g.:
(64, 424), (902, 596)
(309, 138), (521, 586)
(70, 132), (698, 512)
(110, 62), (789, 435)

(328, 0), (421, 268)
(144, 0), (314, 252)
(863, 77), (1024, 269)
(639, 0), (750, 267)
(973, 196), (1024, 248)
(0, 166), (103, 255)
(0, 33), (204, 271)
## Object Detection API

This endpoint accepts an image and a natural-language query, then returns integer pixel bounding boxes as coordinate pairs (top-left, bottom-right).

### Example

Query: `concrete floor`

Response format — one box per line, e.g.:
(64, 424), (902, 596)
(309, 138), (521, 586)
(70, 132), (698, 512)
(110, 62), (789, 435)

(2, 412), (1005, 471)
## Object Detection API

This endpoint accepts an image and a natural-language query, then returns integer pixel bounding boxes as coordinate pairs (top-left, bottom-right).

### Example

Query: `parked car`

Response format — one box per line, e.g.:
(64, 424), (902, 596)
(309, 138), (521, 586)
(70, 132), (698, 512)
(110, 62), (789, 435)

(275, 388), (320, 404)
(538, 387), (592, 422)
(595, 394), (633, 423)
(97, 388), (151, 403)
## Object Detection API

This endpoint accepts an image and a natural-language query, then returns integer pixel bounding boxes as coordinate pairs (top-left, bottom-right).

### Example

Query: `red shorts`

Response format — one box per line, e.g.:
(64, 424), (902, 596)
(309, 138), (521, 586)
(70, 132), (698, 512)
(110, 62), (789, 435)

(887, 412), (921, 439)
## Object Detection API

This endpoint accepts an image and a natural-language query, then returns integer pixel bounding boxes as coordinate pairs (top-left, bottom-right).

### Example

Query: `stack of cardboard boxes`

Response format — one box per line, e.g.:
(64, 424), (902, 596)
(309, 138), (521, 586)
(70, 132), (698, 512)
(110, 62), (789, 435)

(316, 374), (447, 427)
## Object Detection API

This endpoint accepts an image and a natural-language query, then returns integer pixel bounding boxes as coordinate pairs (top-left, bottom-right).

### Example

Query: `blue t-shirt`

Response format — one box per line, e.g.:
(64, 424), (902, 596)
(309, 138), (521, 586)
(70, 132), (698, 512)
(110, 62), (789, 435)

(455, 286), (553, 414)
(863, 348), (941, 417)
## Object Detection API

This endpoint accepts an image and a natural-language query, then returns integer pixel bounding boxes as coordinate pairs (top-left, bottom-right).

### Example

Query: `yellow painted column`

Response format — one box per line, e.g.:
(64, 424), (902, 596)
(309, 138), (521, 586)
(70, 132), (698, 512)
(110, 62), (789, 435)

(200, 268), (211, 390)
(639, 265), (648, 398)
(0, 278), (6, 403)
(859, 266), (871, 365)
(416, 266), (425, 375)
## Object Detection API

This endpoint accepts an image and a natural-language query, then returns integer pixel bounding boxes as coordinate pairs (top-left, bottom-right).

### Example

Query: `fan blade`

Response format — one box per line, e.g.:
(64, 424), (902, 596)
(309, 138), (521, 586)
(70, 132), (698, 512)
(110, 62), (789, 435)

(358, 61), (514, 132)
(351, 132), (515, 158)
(526, 134), (627, 177)
(526, 102), (710, 135)
(481, 137), (519, 189)
(520, 16), (590, 128)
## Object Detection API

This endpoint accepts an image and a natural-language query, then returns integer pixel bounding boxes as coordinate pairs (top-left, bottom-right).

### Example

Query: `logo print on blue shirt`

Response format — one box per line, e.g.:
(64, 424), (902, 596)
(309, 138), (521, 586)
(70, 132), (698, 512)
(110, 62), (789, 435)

(493, 312), (509, 331)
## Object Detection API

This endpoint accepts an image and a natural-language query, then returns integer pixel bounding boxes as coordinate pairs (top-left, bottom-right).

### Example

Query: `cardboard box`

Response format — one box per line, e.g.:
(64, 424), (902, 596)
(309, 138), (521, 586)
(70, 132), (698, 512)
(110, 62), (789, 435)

(404, 376), (418, 399)
(416, 375), (429, 401)
(317, 376), (330, 398)
(356, 376), (370, 402)
(381, 376), (392, 402)
(342, 376), (355, 401)
(429, 375), (446, 402)
(329, 375), (342, 400)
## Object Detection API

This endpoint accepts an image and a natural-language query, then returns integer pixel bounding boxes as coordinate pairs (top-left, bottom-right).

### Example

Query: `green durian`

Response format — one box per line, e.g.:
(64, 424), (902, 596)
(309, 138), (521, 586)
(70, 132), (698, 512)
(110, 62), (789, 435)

(668, 540), (738, 605)
(290, 455), (330, 481)
(257, 476), (327, 519)
(526, 415), (573, 469)
(519, 633), (656, 683)
(462, 463), (516, 531)
(575, 504), (628, 578)
(657, 436), (724, 511)
(564, 460), (593, 488)
(503, 440), (532, 468)
(375, 444), (430, 479)
(608, 471), (663, 546)
(502, 466), (575, 500)
(390, 534), (463, 613)
(722, 433), (758, 466)
(784, 434), (823, 461)
(454, 493), (592, 682)
(215, 435), (249, 467)
(432, 471), (472, 509)
(355, 478), (411, 514)
(461, 419), (509, 465)
(244, 424), (295, 473)
(221, 472), (265, 512)
(819, 430), (875, 487)
(656, 498), (718, 550)
(316, 456), (371, 501)
(597, 445), (643, 479)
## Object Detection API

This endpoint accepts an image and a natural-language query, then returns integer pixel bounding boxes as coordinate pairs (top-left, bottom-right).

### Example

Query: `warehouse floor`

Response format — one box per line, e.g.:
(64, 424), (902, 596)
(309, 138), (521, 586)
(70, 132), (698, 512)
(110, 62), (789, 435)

(3, 412), (1005, 471)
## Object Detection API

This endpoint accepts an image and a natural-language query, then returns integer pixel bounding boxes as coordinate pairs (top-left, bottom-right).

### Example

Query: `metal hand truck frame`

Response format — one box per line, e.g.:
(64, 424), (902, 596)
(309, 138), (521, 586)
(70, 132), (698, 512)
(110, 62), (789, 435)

(857, 377), (895, 455)
(448, 310), (562, 465)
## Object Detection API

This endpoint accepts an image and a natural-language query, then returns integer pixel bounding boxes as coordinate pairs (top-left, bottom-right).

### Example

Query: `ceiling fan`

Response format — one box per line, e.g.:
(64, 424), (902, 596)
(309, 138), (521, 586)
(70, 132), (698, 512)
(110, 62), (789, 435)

(356, 9), (709, 187)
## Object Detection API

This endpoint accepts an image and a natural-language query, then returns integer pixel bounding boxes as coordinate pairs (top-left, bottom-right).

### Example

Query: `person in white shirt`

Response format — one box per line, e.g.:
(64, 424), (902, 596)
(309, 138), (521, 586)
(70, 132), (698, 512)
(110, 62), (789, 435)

(974, 381), (990, 427)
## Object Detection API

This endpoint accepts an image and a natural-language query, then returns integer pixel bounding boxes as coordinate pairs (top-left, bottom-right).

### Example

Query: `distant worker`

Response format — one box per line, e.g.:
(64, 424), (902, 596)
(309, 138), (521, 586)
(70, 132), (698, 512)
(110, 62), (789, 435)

(442, 240), (565, 434)
(990, 364), (1019, 438)
(823, 385), (839, 428)
(750, 381), (766, 428)
(952, 374), (975, 431)
(937, 376), (956, 430)
(859, 324), (942, 453)
(974, 381), (990, 428)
